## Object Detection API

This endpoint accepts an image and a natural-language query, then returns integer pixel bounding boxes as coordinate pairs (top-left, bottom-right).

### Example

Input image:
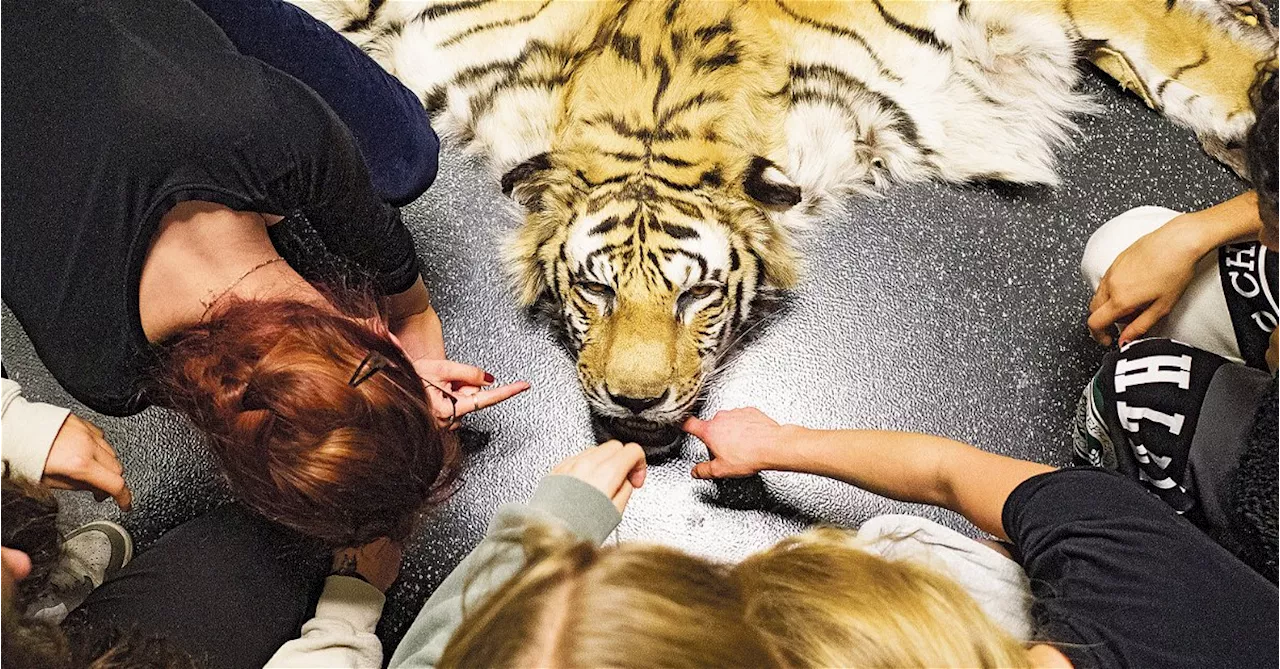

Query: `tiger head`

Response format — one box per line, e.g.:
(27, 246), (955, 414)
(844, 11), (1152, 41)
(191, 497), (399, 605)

(501, 152), (801, 450)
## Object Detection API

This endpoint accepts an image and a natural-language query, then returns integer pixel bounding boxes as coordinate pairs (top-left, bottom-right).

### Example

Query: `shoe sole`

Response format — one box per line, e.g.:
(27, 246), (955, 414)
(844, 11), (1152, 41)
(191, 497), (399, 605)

(63, 520), (134, 576)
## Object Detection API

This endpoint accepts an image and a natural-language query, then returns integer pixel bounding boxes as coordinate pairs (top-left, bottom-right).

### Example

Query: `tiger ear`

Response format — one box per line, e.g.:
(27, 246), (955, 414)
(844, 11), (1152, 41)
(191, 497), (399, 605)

(743, 157), (801, 209)
(501, 153), (556, 209)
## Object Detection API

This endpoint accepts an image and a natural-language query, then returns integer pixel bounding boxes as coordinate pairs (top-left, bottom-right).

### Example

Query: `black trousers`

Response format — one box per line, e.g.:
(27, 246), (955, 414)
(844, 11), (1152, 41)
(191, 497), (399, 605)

(63, 504), (328, 669)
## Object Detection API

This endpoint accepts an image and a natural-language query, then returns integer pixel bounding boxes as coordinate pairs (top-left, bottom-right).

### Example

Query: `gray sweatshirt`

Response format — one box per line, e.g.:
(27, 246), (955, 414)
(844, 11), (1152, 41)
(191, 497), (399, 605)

(270, 475), (1034, 667)
(389, 474), (622, 667)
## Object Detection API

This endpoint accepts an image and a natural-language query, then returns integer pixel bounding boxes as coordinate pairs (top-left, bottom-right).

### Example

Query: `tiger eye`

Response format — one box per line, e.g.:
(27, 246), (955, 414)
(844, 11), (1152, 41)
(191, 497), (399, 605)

(686, 284), (719, 298)
(580, 281), (614, 296)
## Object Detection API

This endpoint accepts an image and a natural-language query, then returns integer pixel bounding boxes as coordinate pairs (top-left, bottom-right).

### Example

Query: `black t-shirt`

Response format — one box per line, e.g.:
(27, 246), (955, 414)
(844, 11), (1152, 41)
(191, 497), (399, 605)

(1004, 468), (1279, 669)
(1, 0), (422, 416)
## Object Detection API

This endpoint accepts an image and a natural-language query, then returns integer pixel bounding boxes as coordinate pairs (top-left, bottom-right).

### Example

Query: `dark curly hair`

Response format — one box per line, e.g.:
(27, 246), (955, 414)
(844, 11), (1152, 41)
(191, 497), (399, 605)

(1247, 64), (1277, 236)
(2, 467), (62, 610)
(2, 470), (199, 668)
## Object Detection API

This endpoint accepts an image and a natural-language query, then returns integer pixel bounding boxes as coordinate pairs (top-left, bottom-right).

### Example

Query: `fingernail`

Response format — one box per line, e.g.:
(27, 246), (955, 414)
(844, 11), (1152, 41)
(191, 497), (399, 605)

(484, 373), (495, 384)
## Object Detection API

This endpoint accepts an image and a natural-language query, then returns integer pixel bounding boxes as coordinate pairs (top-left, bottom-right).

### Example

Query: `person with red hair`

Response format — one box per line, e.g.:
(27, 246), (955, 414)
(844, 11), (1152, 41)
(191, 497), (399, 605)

(1, 0), (528, 554)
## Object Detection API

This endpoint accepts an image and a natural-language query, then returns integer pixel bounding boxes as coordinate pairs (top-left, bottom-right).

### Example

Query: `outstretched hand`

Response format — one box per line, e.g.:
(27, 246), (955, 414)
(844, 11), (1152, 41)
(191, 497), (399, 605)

(683, 407), (794, 480)
(383, 295), (531, 429)
(551, 441), (647, 513)
(43, 414), (132, 511)
(411, 358), (530, 430)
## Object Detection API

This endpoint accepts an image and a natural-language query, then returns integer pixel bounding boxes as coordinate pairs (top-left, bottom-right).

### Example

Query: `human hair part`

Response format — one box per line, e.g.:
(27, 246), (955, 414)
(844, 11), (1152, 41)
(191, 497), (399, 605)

(153, 297), (456, 547)
(440, 523), (779, 668)
(441, 524), (1031, 668)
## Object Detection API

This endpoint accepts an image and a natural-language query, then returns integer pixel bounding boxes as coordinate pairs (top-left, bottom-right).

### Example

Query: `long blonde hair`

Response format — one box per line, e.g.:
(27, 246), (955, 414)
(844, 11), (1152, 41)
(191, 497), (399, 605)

(440, 524), (1031, 668)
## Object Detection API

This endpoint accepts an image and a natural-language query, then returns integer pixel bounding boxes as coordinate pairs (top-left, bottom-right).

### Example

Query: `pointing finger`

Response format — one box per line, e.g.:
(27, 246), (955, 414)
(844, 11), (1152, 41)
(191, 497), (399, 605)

(453, 382), (531, 417)
(682, 416), (709, 440)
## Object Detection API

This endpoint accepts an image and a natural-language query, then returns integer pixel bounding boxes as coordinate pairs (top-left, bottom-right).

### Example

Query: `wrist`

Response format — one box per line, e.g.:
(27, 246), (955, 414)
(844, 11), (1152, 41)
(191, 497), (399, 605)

(1165, 212), (1218, 259)
(761, 424), (811, 471)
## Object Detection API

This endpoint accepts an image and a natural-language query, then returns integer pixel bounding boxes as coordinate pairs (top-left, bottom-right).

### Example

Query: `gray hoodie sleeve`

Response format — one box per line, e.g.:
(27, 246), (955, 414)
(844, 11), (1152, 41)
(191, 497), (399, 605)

(388, 474), (622, 668)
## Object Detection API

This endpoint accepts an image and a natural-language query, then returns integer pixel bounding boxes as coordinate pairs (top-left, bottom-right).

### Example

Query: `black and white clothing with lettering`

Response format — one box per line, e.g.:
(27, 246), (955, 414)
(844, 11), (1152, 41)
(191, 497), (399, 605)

(1075, 337), (1277, 579)
(1220, 241), (1278, 370)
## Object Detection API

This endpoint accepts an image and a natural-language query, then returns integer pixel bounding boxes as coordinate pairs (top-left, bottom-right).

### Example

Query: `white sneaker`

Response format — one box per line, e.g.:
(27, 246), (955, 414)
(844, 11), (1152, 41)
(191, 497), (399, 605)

(27, 520), (133, 623)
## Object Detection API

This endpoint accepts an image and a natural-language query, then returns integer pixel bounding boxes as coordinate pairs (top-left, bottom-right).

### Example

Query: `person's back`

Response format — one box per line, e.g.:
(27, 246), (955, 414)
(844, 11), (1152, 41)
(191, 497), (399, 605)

(3, 0), (390, 414)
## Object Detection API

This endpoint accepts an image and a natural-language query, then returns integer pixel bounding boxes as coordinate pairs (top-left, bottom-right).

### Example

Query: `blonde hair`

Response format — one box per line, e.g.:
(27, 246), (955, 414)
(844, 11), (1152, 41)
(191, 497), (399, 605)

(441, 524), (1031, 668)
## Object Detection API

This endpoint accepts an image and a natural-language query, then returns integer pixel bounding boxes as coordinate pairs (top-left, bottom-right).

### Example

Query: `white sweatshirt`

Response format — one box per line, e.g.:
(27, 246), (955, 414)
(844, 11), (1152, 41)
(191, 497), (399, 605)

(1, 377), (70, 479)
(267, 575), (387, 668)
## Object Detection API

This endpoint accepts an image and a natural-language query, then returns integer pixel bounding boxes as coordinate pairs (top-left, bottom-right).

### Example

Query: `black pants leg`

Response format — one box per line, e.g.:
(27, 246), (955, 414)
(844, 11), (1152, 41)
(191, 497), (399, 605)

(63, 504), (327, 669)
(189, 0), (441, 206)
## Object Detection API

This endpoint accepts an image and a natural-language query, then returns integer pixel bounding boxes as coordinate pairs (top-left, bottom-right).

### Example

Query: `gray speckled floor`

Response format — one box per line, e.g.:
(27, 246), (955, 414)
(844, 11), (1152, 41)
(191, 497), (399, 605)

(0, 70), (1242, 654)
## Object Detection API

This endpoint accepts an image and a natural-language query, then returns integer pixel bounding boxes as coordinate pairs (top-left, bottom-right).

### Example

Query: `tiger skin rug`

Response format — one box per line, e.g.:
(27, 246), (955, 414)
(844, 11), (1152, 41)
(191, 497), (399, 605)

(293, 0), (1276, 449)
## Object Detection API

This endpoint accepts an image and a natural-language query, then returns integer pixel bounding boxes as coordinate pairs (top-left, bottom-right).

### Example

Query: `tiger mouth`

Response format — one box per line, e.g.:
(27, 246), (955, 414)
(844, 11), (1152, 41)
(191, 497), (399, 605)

(594, 415), (684, 454)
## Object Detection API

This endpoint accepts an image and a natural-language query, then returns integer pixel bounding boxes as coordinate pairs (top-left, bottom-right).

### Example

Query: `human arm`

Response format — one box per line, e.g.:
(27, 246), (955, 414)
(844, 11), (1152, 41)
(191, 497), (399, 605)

(388, 442), (645, 668)
(1, 378), (131, 509)
(386, 278), (531, 428)
(266, 538), (403, 668)
(2, 377), (68, 481)
(1088, 191), (1263, 345)
(385, 277), (446, 362)
(265, 576), (386, 668)
(683, 408), (1053, 540)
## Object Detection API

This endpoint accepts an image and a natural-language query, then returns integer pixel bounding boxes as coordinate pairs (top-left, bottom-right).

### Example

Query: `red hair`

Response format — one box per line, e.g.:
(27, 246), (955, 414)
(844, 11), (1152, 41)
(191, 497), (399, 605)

(153, 297), (456, 547)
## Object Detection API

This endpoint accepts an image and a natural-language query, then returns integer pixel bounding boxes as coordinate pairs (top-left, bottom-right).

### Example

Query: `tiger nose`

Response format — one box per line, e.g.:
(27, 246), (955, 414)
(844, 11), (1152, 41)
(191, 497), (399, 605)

(609, 390), (668, 414)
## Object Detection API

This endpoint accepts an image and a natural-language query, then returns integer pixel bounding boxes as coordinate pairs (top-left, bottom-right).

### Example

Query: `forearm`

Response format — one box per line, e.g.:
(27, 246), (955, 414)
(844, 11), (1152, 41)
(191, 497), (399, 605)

(768, 427), (959, 507)
(265, 576), (385, 669)
(1181, 191), (1263, 254)
(385, 277), (445, 361)
(769, 428), (1052, 539)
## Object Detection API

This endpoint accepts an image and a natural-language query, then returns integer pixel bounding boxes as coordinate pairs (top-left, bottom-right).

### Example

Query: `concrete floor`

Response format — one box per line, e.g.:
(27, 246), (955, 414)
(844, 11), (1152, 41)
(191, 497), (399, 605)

(1, 69), (1243, 654)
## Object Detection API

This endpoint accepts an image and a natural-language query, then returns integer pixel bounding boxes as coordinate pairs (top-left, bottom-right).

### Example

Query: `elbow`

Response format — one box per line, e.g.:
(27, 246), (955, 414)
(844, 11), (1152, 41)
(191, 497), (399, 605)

(924, 444), (959, 511)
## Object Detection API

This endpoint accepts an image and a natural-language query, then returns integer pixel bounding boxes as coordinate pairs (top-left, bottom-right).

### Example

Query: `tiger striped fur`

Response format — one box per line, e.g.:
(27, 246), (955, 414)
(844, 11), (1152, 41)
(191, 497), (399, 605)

(292, 0), (1276, 444)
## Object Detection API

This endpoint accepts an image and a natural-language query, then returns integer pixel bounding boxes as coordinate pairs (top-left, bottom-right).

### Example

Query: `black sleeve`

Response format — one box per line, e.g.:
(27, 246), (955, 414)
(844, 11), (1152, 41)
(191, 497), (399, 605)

(274, 75), (423, 296)
(1003, 468), (1278, 669)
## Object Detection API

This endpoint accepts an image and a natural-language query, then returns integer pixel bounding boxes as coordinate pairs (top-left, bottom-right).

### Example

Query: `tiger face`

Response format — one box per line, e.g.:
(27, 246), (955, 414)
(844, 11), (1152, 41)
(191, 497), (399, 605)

(503, 153), (801, 448)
